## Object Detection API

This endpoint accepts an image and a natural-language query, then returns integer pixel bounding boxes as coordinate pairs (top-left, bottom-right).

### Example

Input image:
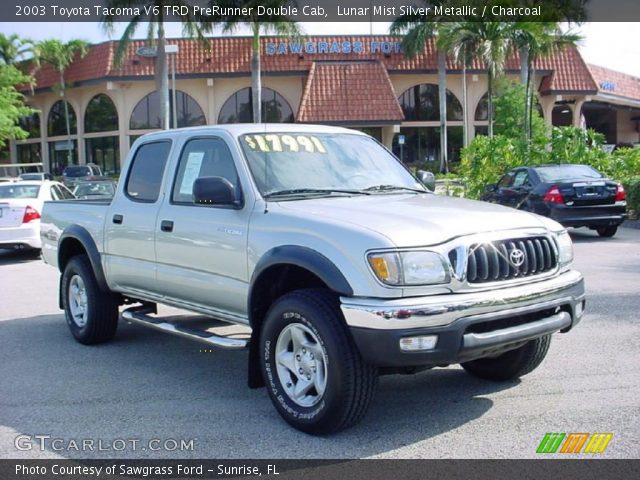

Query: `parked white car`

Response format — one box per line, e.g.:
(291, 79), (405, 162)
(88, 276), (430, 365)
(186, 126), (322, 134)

(0, 181), (74, 251)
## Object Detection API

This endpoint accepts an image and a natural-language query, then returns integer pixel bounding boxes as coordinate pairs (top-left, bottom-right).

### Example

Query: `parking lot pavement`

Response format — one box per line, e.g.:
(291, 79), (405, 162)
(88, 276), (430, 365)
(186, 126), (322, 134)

(0, 227), (639, 459)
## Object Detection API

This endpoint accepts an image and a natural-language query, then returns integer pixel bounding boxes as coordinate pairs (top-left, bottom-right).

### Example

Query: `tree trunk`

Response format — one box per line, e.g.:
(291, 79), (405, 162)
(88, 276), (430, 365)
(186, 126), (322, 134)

(437, 50), (448, 173)
(521, 47), (530, 144)
(60, 70), (72, 166)
(251, 24), (262, 123)
(488, 70), (494, 138)
(462, 49), (469, 147)
(156, 22), (169, 130)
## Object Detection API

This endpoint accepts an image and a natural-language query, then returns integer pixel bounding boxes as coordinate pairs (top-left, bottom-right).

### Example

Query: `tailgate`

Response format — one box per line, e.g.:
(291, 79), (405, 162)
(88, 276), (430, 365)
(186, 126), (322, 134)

(0, 202), (26, 228)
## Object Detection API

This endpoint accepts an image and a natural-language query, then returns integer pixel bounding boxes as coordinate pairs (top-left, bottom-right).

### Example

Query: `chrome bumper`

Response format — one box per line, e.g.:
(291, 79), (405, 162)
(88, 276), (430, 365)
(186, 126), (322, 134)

(340, 269), (585, 330)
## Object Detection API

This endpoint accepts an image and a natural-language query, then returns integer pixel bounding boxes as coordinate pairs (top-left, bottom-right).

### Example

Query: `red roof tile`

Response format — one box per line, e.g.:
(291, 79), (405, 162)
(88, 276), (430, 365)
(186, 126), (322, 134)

(297, 61), (403, 123)
(26, 35), (601, 99)
(588, 64), (640, 101)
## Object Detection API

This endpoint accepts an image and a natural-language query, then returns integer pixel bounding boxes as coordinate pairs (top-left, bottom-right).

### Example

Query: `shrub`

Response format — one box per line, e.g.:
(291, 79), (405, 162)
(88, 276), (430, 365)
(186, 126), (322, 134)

(624, 176), (640, 218)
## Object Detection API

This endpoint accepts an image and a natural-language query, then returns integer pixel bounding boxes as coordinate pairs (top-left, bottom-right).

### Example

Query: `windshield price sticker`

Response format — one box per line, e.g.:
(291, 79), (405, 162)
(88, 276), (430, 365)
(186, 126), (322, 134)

(243, 134), (327, 154)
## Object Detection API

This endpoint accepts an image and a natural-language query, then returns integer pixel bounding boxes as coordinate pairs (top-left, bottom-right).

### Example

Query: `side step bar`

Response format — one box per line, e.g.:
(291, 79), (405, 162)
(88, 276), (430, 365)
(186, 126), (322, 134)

(121, 305), (249, 350)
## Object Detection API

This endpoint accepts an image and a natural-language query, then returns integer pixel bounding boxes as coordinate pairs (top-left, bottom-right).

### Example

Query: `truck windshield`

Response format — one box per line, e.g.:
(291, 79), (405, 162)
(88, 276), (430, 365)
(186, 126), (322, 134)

(239, 133), (425, 198)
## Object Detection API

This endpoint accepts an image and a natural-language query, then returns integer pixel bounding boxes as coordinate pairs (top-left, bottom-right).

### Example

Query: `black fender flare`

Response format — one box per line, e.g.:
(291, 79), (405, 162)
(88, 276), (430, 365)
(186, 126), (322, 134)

(248, 245), (353, 320)
(58, 225), (109, 292)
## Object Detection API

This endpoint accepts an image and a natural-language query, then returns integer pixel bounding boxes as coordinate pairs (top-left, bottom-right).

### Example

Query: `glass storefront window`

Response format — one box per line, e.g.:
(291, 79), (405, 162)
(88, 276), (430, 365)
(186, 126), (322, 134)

(19, 112), (41, 138)
(85, 94), (118, 133)
(86, 136), (120, 176)
(129, 90), (206, 130)
(16, 143), (42, 166)
(48, 100), (77, 137)
(392, 127), (463, 169)
(48, 140), (78, 176)
(218, 87), (294, 124)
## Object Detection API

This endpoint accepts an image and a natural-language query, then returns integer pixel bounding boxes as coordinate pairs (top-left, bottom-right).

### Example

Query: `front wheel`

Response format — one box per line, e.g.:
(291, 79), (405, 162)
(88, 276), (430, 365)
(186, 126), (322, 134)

(461, 335), (551, 381)
(61, 255), (119, 345)
(596, 226), (617, 238)
(260, 289), (377, 434)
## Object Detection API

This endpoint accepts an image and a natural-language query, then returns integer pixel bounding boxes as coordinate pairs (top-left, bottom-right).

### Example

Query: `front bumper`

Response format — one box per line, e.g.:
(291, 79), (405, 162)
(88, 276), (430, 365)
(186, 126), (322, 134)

(341, 270), (585, 368)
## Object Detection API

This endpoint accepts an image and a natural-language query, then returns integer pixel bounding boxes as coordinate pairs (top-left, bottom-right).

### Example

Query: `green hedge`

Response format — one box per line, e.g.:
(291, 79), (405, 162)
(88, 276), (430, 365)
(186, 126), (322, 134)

(624, 176), (640, 217)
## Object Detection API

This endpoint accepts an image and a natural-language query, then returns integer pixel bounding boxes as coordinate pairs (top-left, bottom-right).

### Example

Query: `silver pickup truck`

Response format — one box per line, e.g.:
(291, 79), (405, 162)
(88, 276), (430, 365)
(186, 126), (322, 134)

(41, 124), (585, 434)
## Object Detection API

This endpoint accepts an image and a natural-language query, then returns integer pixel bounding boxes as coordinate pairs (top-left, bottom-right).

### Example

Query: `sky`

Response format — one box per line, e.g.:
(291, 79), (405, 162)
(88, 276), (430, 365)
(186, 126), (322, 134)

(1, 21), (639, 77)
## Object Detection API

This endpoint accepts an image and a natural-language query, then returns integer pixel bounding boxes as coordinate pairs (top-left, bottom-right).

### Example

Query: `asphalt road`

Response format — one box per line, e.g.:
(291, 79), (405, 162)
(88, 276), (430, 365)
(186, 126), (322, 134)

(1, 226), (639, 459)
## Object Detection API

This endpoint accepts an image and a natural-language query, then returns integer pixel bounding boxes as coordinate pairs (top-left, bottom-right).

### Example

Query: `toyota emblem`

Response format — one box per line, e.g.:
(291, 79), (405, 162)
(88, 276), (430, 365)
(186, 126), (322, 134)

(510, 248), (525, 267)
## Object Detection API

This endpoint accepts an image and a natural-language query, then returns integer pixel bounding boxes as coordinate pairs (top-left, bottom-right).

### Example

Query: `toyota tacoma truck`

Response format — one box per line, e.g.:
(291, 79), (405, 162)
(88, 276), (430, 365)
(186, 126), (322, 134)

(40, 124), (585, 434)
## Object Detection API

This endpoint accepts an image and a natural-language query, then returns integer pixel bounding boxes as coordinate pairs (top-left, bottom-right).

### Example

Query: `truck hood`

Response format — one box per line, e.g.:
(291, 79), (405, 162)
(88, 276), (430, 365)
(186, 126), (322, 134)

(277, 193), (552, 247)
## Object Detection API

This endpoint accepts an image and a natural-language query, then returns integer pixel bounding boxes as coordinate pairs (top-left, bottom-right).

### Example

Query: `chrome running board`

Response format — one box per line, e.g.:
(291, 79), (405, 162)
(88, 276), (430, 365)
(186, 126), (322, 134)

(122, 305), (249, 350)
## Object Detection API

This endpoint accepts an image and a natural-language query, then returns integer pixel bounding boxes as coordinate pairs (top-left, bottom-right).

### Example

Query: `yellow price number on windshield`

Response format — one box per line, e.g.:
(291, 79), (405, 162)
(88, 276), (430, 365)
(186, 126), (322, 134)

(243, 134), (327, 154)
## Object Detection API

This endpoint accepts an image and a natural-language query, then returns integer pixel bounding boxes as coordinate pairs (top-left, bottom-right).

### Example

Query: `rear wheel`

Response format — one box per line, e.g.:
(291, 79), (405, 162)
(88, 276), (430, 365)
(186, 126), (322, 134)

(62, 255), (119, 345)
(260, 289), (377, 434)
(596, 226), (617, 238)
(461, 335), (551, 381)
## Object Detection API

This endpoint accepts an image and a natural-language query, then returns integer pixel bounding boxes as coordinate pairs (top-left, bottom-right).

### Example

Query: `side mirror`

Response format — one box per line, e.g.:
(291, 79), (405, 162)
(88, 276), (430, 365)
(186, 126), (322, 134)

(484, 183), (497, 192)
(417, 170), (436, 192)
(193, 176), (240, 207)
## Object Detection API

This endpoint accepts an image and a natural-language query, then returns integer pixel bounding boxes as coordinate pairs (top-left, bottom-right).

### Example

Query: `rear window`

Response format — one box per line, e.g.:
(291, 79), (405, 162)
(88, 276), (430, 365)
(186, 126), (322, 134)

(0, 184), (40, 198)
(64, 166), (91, 177)
(536, 165), (603, 182)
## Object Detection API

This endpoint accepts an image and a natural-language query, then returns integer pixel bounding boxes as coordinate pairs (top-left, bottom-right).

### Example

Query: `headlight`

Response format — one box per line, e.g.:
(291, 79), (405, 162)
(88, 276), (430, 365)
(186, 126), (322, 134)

(368, 251), (449, 286)
(556, 231), (574, 266)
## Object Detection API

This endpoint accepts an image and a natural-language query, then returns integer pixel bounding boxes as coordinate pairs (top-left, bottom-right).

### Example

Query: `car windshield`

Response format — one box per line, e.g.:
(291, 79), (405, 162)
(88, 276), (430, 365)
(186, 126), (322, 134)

(74, 183), (115, 197)
(239, 132), (425, 198)
(64, 166), (90, 177)
(0, 184), (40, 198)
(536, 165), (603, 182)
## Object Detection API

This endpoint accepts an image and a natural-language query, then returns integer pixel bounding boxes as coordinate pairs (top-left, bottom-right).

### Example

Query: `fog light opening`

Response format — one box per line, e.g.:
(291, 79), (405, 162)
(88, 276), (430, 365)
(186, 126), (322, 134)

(399, 335), (438, 352)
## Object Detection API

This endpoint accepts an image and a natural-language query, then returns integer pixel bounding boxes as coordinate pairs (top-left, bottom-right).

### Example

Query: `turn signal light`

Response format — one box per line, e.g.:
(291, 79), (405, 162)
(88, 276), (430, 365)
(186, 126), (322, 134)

(22, 206), (41, 223)
(543, 186), (564, 204)
(615, 184), (626, 202)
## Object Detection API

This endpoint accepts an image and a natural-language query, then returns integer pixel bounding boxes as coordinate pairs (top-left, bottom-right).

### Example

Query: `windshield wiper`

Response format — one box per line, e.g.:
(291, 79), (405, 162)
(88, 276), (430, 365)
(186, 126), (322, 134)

(361, 184), (427, 194)
(263, 188), (369, 199)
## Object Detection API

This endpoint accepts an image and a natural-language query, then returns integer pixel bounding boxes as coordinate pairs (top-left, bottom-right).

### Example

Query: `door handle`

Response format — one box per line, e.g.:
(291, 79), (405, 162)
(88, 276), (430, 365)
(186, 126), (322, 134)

(112, 214), (123, 224)
(160, 220), (174, 232)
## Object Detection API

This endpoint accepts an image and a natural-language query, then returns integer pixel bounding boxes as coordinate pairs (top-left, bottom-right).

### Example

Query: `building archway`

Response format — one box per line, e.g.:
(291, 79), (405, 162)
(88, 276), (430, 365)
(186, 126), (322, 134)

(218, 87), (294, 123)
(130, 90), (206, 130)
(85, 94), (120, 175)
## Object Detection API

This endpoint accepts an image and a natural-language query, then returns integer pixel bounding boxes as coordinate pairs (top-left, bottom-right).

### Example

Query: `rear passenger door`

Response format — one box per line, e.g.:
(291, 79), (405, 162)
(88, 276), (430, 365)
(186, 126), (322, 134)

(154, 136), (252, 320)
(104, 140), (172, 295)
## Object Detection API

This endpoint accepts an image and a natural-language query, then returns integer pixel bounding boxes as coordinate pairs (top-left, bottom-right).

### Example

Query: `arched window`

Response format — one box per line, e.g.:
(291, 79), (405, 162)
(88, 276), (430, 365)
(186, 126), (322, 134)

(48, 100), (77, 136)
(129, 90), (206, 130)
(218, 87), (294, 124)
(398, 84), (463, 122)
(475, 93), (489, 121)
(85, 94), (118, 133)
(19, 112), (40, 138)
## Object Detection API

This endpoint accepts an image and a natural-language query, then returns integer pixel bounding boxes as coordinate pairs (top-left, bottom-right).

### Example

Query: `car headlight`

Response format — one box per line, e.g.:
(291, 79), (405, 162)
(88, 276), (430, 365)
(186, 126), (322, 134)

(368, 251), (449, 286)
(556, 231), (574, 267)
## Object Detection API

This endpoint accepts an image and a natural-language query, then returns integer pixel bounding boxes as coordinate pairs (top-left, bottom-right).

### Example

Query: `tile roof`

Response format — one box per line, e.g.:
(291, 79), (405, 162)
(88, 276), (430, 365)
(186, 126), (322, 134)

(588, 64), (640, 102)
(297, 61), (403, 123)
(25, 35), (606, 99)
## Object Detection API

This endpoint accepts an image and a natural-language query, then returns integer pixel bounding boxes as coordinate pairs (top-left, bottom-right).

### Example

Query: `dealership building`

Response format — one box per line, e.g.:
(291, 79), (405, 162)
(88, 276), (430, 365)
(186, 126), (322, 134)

(7, 35), (640, 175)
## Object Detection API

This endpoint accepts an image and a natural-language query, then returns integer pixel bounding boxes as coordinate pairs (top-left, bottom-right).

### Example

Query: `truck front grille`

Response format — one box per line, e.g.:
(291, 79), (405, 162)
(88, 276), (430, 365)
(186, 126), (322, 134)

(465, 236), (557, 283)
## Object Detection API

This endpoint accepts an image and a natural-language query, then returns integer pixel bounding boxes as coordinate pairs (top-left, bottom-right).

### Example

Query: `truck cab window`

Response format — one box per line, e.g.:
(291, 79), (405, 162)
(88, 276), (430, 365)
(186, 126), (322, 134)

(125, 141), (171, 202)
(172, 137), (240, 204)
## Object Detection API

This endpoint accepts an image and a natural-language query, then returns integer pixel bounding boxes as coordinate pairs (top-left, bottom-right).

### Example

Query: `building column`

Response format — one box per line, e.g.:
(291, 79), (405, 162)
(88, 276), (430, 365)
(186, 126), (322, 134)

(114, 83), (130, 167)
(76, 96), (86, 165)
(40, 102), (50, 173)
(382, 125), (396, 149)
(207, 78), (215, 124)
(573, 99), (585, 128)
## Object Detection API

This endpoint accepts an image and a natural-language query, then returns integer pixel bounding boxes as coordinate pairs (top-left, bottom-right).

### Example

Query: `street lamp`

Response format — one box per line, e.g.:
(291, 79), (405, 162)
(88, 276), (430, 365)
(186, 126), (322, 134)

(166, 44), (179, 129)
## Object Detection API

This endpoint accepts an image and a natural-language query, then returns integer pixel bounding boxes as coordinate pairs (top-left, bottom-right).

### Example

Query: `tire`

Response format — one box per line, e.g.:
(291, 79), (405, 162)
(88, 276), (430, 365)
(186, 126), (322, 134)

(259, 288), (378, 434)
(461, 335), (551, 381)
(61, 254), (119, 345)
(596, 226), (617, 238)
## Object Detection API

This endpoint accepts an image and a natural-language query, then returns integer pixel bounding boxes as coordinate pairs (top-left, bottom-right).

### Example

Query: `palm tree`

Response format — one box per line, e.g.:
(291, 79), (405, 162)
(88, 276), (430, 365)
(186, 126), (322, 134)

(35, 39), (89, 165)
(443, 22), (517, 138)
(210, 0), (302, 123)
(391, 6), (451, 172)
(511, 22), (581, 142)
(101, 0), (208, 130)
(0, 33), (35, 66)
